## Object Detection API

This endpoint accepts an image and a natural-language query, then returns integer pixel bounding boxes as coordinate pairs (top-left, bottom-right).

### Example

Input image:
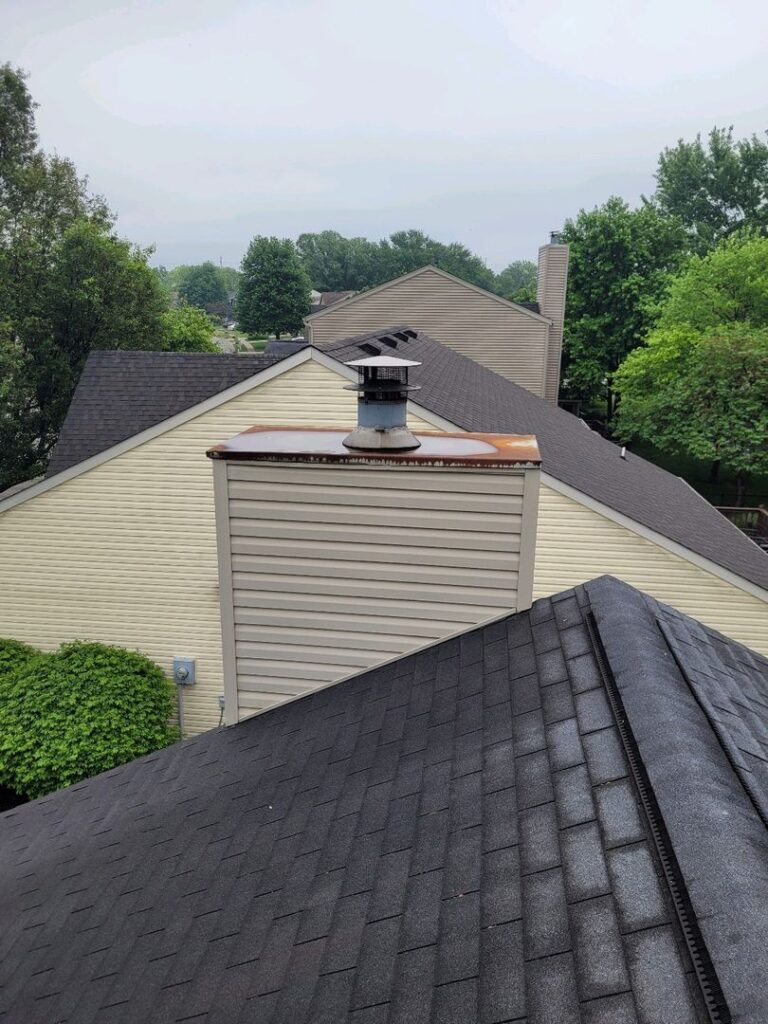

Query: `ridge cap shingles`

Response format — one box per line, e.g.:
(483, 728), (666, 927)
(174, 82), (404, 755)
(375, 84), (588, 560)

(587, 575), (768, 1024)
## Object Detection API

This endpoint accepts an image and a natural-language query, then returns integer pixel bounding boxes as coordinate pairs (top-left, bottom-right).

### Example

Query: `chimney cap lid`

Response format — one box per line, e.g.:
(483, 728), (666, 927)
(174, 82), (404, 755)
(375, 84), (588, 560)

(345, 355), (421, 368)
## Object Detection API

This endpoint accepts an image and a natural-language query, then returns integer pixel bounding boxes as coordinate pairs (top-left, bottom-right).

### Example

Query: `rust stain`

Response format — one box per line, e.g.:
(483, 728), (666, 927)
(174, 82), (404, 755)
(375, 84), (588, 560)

(207, 426), (540, 468)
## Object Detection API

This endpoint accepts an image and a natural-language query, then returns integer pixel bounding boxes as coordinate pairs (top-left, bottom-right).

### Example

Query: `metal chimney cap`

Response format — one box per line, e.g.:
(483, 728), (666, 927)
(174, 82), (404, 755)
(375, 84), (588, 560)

(345, 355), (421, 368)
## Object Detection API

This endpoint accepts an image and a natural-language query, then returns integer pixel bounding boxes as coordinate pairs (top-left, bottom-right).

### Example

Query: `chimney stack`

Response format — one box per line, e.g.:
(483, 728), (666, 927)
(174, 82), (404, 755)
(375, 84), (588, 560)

(537, 235), (570, 405)
(342, 355), (422, 451)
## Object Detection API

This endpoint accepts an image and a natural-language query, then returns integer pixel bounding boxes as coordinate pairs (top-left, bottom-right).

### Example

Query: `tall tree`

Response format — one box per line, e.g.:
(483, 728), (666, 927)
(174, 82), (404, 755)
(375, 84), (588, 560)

(296, 228), (497, 292)
(614, 323), (768, 502)
(177, 261), (227, 309)
(160, 305), (218, 352)
(0, 65), (216, 490)
(236, 236), (310, 338)
(655, 233), (768, 332)
(383, 230), (496, 290)
(560, 197), (688, 417)
(296, 231), (381, 291)
(652, 127), (768, 252)
(494, 260), (537, 301)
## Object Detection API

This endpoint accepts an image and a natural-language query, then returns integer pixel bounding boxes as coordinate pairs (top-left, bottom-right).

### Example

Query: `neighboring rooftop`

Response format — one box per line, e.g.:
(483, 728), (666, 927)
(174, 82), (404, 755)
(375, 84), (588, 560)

(310, 290), (357, 314)
(2, 576), (766, 1023)
(39, 333), (768, 592)
(46, 350), (283, 477)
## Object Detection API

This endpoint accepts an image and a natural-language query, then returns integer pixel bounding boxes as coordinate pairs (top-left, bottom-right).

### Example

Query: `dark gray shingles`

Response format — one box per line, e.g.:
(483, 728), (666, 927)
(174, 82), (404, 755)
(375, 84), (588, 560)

(319, 328), (768, 591)
(0, 583), (714, 1023)
(588, 575), (768, 1024)
(46, 349), (284, 476)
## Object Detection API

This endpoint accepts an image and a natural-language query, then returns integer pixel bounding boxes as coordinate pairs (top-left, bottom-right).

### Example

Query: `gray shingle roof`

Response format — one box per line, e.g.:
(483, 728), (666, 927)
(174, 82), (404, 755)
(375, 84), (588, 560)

(46, 351), (283, 477)
(4, 577), (767, 1023)
(41, 334), (768, 592)
(319, 328), (768, 592)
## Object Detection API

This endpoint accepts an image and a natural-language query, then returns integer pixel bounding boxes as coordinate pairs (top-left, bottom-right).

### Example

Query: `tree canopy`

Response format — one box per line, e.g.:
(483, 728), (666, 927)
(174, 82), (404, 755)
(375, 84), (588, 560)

(176, 260), (227, 309)
(614, 234), (768, 496)
(614, 323), (768, 495)
(296, 228), (498, 293)
(495, 260), (537, 302)
(655, 233), (768, 332)
(236, 236), (311, 338)
(560, 197), (688, 414)
(652, 127), (768, 252)
(0, 65), (218, 489)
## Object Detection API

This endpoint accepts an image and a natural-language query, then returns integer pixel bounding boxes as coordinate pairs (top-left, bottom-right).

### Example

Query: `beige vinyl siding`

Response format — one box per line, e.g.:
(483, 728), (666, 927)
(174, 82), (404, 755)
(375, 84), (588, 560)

(216, 461), (538, 721)
(307, 269), (551, 397)
(0, 359), (436, 736)
(536, 245), (569, 404)
(533, 484), (768, 656)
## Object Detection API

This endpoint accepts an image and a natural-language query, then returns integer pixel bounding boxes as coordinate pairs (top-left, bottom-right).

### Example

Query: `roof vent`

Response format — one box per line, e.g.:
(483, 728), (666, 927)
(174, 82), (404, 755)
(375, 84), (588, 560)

(342, 355), (422, 451)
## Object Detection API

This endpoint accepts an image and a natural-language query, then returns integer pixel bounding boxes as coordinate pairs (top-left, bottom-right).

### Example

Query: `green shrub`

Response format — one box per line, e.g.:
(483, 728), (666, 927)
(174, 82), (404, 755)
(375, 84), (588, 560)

(0, 640), (177, 799)
(0, 638), (39, 680)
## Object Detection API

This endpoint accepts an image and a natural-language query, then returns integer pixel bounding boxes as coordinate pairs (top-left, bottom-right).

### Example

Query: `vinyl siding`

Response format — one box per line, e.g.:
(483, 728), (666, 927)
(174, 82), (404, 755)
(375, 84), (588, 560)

(533, 484), (768, 656)
(307, 269), (551, 397)
(536, 245), (569, 404)
(216, 461), (537, 721)
(0, 359), (436, 736)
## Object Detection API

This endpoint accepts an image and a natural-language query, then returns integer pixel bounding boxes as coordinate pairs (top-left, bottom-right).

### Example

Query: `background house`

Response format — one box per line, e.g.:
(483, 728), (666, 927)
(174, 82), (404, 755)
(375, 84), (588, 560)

(304, 238), (569, 404)
(0, 332), (765, 735)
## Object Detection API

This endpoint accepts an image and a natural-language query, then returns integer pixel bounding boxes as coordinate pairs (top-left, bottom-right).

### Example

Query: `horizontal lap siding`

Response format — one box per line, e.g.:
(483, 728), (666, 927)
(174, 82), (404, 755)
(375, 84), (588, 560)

(307, 269), (550, 397)
(0, 359), (436, 736)
(533, 484), (768, 656)
(223, 463), (528, 719)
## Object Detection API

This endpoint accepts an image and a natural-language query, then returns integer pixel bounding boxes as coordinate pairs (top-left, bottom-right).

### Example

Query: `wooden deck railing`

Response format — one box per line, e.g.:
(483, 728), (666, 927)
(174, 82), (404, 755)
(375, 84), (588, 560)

(715, 506), (768, 540)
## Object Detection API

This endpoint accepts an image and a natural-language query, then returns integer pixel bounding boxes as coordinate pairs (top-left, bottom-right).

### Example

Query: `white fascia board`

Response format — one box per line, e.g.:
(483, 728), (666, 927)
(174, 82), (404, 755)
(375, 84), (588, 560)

(541, 472), (768, 604)
(308, 347), (459, 432)
(304, 265), (551, 326)
(0, 347), (313, 515)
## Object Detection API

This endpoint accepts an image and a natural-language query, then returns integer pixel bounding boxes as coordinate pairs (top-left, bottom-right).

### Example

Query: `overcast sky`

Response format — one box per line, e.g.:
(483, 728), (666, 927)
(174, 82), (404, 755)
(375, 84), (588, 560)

(4, 0), (768, 270)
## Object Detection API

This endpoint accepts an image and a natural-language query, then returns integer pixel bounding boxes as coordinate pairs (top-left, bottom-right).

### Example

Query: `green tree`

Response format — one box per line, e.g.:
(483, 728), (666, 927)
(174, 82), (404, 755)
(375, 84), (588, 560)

(236, 236), (311, 338)
(0, 66), (217, 490)
(560, 197), (688, 417)
(177, 260), (227, 309)
(653, 127), (768, 252)
(219, 265), (241, 300)
(495, 260), (537, 300)
(161, 305), (218, 352)
(383, 230), (496, 290)
(656, 233), (768, 332)
(297, 230), (381, 290)
(615, 323), (768, 502)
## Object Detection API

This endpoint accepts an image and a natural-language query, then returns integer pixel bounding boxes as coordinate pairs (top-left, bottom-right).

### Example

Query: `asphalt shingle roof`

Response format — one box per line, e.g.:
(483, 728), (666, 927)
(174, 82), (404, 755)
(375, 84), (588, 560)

(4, 577), (767, 1023)
(46, 351), (283, 477)
(319, 328), (768, 592)
(42, 333), (768, 592)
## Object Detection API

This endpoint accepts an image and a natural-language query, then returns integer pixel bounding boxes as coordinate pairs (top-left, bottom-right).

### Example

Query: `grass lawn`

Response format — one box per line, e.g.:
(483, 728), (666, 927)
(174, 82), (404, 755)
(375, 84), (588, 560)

(631, 441), (768, 507)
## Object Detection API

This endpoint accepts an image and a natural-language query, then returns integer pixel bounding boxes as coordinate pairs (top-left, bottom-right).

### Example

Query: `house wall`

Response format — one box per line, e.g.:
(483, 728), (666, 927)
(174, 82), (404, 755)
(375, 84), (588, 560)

(0, 359), (436, 736)
(533, 483), (768, 656)
(214, 459), (540, 723)
(306, 269), (552, 398)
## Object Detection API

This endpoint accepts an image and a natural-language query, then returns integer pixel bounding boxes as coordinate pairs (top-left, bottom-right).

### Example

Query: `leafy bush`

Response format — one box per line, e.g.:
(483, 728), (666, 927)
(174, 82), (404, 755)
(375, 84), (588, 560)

(0, 640), (177, 799)
(0, 637), (39, 680)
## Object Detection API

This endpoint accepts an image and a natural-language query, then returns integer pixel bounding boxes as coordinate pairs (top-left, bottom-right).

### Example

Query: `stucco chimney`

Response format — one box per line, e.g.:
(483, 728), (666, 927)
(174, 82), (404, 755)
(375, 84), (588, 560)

(537, 235), (570, 404)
